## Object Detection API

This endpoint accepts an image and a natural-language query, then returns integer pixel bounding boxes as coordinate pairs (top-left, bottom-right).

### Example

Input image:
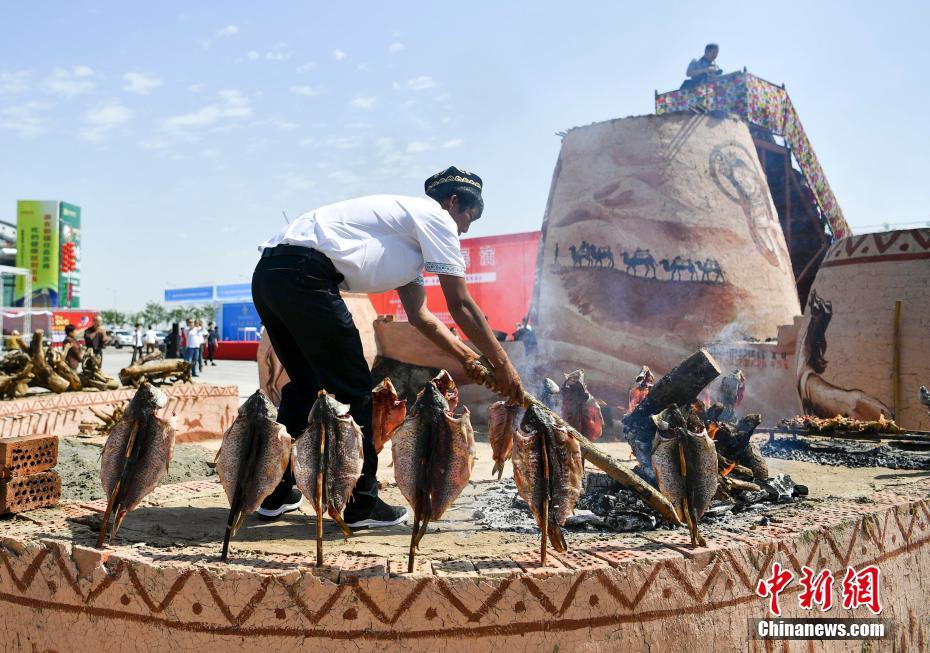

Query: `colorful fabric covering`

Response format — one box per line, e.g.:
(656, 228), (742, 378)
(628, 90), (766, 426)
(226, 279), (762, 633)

(656, 72), (849, 239)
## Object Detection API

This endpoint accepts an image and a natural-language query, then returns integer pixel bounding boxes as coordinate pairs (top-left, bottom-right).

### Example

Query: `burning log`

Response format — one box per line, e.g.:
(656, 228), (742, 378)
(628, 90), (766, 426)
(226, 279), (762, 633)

(118, 359), (192, 387)
(622, 349), (722, 481)
(465, 358), (682, 526)
(714, 414), (768, 482)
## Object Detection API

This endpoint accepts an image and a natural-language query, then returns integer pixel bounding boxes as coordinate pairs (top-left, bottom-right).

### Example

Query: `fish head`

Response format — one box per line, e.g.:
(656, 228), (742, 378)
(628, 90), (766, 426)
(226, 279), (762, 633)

(127, 382), (167, 419)
(412, 379), (448, 421)
(520, 404), (558, 435)
(373, 377), (399, 401)
(309, 391), (351, 424)
(240, 389), (278, 421)
(543, 378), (560, 395)
(430, 370), (458, 410)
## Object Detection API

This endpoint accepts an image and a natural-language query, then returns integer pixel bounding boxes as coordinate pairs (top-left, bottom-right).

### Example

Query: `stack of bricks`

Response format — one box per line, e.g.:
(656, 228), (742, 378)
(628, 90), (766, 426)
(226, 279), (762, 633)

(0, 434), (62, 515)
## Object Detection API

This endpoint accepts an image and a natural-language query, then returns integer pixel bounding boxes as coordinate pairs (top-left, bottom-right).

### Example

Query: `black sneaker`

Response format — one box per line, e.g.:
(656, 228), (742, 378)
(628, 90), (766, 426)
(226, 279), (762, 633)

(343, 495), (409, 529)
(257, 488), (304, 519)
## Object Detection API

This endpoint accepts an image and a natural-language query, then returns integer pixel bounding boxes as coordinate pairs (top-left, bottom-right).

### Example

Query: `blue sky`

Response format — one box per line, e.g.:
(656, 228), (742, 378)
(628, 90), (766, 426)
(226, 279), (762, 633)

(1, 1), (928, 310)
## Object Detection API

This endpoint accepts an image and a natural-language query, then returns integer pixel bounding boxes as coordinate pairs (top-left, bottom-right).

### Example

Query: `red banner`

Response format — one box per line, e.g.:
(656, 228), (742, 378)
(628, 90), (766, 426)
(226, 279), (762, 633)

(52, 310), (96, 334)
(368, 231), (540, 336)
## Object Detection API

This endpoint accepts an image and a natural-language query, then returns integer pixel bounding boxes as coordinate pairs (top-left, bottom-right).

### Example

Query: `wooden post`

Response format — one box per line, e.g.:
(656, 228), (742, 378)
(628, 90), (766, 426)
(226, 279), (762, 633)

(893, 300), (903, 419)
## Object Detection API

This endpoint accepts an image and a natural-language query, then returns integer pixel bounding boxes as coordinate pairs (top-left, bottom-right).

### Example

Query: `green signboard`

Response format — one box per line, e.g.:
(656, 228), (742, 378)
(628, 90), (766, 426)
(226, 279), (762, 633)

(58, 202), (81, 308)
(15, 200), (60, 306)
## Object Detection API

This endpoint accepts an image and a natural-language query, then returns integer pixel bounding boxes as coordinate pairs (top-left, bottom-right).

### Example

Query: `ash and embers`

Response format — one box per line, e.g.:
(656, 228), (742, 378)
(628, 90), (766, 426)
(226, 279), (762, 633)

(761, 437), (930, 470)
(474, 470), (808, 535)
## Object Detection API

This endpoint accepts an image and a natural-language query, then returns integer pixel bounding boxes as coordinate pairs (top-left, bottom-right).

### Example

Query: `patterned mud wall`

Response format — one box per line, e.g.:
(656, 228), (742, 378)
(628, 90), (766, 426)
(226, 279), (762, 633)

(532, 113), (800, 406)
(2, 479), (930, 651)
(0, 384), (239, 442)
(796, 228), (930, 430)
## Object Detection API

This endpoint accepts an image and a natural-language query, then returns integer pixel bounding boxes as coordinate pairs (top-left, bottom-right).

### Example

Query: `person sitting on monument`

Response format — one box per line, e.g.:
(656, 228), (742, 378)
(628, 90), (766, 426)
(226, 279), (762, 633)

(681, 43), (722, 90)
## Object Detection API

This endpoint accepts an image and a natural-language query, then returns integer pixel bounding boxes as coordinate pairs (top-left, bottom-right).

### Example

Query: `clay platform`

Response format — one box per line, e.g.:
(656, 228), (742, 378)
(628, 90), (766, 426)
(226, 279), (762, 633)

(1, 440), (929, 652)
(0, 384), (239, 442)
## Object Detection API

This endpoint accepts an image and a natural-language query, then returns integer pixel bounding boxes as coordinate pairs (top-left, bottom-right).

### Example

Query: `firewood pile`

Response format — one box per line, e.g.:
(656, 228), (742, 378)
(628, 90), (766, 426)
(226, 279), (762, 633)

(0, 329), (192, 400)
(780, 414), (904, 435)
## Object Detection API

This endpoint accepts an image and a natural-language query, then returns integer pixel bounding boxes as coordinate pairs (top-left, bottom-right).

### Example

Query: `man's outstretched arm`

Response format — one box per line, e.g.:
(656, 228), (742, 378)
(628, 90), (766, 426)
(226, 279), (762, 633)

(396, 277), (524, 402)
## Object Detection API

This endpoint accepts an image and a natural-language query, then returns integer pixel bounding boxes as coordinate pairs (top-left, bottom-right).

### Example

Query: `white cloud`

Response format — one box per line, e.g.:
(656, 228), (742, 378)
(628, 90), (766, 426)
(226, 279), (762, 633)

(163, 88), (252, 129)
(388, 42), (405, 54)
(442, 138), (463, 149)
(0, 70), (30, 95)
(350, 96), (375, 110)
(189, 83), (205, 93)
(0, 102), (51, 137)
(406, 141), (432, 154)
(299, 137), (315, 146)
(200, 24), (240, 49)
(42, 66), (98, 97)
(332, 49), (347, 61)
(407, 76), (436, 91)
(123, 72), (163, 95)
(297, 61), (317, 73)
(265, 43), (290, 61)
(80, 101), (132, 140)
(326, 135), (363, 149)
(247, 50), (260, 61)
(289, 85), (325, 97)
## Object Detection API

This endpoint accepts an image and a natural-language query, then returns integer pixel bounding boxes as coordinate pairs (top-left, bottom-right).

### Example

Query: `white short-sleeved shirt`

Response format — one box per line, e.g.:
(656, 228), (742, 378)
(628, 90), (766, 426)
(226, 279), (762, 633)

(258, 195), (466, 293)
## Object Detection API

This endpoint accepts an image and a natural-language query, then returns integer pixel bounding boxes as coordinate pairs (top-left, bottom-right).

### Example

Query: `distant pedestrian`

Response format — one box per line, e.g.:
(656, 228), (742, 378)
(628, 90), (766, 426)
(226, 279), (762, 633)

(84, 315), (109, 362)
(130, 323), (145, 364)
(194, 319), (207, 373)
(182, 318), (199, 375)
(144, 325), (158, 354)
(165, 323), (180, 358)
(6, 329), (25, 351)
(206, 321), (219, 366)
(62, 324), (82, 371)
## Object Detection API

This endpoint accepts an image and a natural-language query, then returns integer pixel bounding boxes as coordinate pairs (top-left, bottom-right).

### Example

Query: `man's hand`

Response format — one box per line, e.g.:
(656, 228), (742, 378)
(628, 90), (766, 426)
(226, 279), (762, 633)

(463, 356), (525, 405)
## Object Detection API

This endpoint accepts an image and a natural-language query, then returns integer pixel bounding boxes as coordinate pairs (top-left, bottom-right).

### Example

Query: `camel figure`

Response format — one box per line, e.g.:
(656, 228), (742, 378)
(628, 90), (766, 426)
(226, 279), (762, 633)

(622, 250), (657, 277)
(568, 245), (591, 268)
(659, 256), (696, 281)
(695, 258), (726, 283)
(591, 246), (615, 268)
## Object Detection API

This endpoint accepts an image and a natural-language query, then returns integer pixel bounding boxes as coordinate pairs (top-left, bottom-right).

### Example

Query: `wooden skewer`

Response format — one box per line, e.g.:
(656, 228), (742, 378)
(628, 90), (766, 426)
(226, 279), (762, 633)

(540, 427), (550, 568)
(96, 420), (140, 549)
(315, 422), (326, 567)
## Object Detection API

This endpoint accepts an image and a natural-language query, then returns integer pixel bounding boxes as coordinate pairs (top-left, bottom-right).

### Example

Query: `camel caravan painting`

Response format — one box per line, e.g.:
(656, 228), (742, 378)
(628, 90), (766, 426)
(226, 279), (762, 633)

(558, 242), (726, 283)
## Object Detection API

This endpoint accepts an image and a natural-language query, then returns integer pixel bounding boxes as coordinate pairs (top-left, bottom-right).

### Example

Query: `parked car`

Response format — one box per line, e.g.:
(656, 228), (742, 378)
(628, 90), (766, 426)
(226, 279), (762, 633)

(110, 330), (133, 348)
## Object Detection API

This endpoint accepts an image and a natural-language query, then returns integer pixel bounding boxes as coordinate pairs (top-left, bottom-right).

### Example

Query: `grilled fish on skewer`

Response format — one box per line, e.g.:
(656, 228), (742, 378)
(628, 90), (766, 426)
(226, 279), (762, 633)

(488, 401), (519, 480)
(215, 390), (292, 561)
(680, 415), (718, 547)
(372, 377), (406, 454)
(293, 391), (364, 566)
(512, 405), (583, 564)
(393, 377), (475, 572)
(430, 369), (459, 414)
(561, 369), (605, 441)
(98, 382), (176, 547)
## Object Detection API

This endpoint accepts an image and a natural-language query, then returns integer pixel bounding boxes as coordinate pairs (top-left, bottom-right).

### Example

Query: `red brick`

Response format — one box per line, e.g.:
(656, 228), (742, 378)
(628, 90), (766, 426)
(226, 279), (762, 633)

(0, 470), (62, 514)
(475, 557), (520, 577)
(511, 549), (568, 574)
(0, 434), (58, 479)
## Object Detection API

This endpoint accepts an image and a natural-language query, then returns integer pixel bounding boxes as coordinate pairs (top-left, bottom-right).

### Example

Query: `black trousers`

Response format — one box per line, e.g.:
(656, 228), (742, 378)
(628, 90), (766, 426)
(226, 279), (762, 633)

(251, 247), (378, 497)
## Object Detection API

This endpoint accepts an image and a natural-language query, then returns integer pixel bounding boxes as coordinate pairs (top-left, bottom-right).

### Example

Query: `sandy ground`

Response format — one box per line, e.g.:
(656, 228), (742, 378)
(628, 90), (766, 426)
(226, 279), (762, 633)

(53, 436), (930, 564)
(38, 347), (930, 563)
